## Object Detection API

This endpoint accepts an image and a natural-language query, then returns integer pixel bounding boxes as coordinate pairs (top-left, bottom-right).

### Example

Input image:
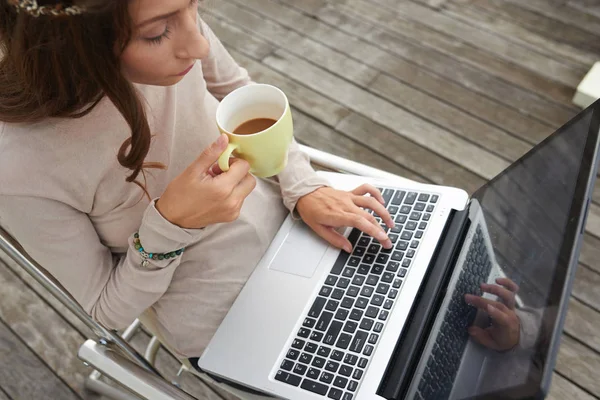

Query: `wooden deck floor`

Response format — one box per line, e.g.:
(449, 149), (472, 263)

(1, 0), (600, 399)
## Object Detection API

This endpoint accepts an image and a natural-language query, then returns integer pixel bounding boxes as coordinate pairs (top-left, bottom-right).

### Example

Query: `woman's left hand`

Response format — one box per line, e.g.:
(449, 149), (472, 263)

(296, 184), (394, 253)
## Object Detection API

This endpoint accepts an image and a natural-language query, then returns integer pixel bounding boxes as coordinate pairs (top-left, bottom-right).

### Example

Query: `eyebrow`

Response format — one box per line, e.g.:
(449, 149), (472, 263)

(136, 10), (179, 28)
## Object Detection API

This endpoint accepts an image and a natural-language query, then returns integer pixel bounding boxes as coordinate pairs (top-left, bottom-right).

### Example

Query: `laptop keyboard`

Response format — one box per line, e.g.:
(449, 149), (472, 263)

(274, 188), (440, 400)
(415, 225), (492, 400)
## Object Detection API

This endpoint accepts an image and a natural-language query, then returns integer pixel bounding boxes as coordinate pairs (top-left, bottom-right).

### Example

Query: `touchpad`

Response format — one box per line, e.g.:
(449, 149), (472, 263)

(269, 221), (330, 278)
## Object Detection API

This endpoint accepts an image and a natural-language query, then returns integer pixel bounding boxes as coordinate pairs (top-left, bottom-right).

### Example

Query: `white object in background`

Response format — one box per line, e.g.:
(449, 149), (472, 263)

(573, 61), (600, 108)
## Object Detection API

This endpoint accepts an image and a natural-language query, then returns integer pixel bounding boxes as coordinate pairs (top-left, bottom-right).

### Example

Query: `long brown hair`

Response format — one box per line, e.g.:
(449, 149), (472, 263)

(0, 0), (164, 198)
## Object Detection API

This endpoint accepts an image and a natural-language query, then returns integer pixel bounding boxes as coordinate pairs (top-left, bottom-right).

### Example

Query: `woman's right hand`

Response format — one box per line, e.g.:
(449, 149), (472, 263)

(155, 134), (256, 229)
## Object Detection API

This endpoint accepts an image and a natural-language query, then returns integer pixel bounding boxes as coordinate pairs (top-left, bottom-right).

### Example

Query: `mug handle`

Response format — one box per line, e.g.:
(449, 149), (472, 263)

(218, 143), (239, 172)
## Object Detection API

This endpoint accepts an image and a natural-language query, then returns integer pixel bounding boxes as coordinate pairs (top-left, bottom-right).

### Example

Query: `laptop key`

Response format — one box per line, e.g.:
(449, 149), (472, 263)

(371, 294), (384, 306)
(343, 321), (358, 334)
(410, 212), (422, 221)
(391, 224), (402, 233)
(336, 333), (352, 350)
(397, 241), (409, 251)
(388, 205), (399, 215)
(418, 193), (430, 202)
(353, 368), (363, 380)
(357, 237), (370, 247)
(388, 289), (398, 299)
(316, 312), (334, 332)
(324, 321), (343, 345)
(371, 264), (385, 274)
(379, 310), (390, 320)
(358, 358), (368, 368)
(348, 380), (359, 392)
(363, 254), (376, 264)
(363, 345), (374, 356)
(392, 251), (404, 261)
(332, 288), (345, 300)
(328, 387), (343, 400)
(401, 231), (413, 241)
(360, 286), (374, 297)
(376, 254), (389, 264)
(343, 393), (353, 400)
(326, 300), (339, 312)
(319, 286), (333, 297)
(360, 318), (374, 331)
(299, 353), (313, 364)
(321, 371), (334, 384)
(405, 221), (417, 231)
(334, 376), (349, 389)
(405, 192), (417, 205)
(423, 213), (431, 221)
(396, 214), (408, 223)
(384, 299), (394, 309)
(407, 249), (415, 258)
(431, 195), (439, 203)
(325, 275), (338, 286)
(366, 274), (379, 286)
(311, 331), (324, 342)
(414, 202), (426, 212)
(335, 308), (349, 321)
(337, 278), (351, 289)
(350, 309), (364, 322)
(341, 297), (354, 309)
(398, 268), (407, 278)
(426, 204), (434, 212)
(391, 190), (406, 205)
(382, 272), (394, 283)
(376, 283), (390, 295)
(303, 318), (316, 328)
(307, 367), (321, 380)
(374, 322), (384, 333)
(294, 363), (308, 376)
(415, 231), (424, 239)
(410, 240), (419, 249)
(366, 306), (379, 318)
(339, 365), (353, 377)
(419, 221), (428, 230)
(353, 246), (366, 257)
(400, 205), (411, 214)
(292, 339), (305, 349)
(309, 297), (327, 318)
(347, 286), (360, 297)
(388, 234), (399, 243)
(275, 370), (301, 387)
(345, 353), (358, 365)
(301, 379), (328, 396)
(298, 328), (310, 338)
(331, 350), (345, 361)
(281, 359), (294, 371)
(367, 244), (381, 254)
(312, 357), (326, 369)
(387, 261), (400, 272)
(393, 278), (402, 288)
(342, 267), (356, 278)
(402, 259), (411, 268)
(382, 189), (394, 206)
(349, 330), (368, 353)
(306, 343), (318, 353)
(318, 346), (331, 357)
(357, 264), (370, 275)
(287, 349), (300, 360)
(326, 360), (340, 372)
(355, 297), (368, 309)
(352, 275), (365, 286)
(368, 333), (379, 344)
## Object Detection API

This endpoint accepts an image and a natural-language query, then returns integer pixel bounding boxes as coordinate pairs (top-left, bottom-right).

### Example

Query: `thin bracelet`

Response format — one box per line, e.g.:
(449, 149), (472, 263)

(133, 232), (185, 267)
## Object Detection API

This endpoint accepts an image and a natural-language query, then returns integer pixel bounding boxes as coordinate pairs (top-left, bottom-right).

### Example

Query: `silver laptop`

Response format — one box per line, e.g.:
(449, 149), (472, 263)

(197, 99), (600, 400)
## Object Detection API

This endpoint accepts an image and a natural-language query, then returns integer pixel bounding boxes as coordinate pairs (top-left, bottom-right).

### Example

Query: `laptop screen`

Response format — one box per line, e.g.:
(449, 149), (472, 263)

(408, 103), (600, 400)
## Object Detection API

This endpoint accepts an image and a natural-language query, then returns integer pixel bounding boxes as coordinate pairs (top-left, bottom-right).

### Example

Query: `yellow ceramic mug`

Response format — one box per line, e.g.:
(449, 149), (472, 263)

(216, 84), (294, 178)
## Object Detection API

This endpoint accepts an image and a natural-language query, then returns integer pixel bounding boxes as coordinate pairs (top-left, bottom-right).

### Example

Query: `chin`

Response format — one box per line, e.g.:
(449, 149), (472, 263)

(131, 75), (185, 87)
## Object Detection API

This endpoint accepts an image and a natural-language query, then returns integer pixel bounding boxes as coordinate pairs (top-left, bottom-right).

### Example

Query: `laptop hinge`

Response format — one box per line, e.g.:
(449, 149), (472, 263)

(377, 206), (471, 400)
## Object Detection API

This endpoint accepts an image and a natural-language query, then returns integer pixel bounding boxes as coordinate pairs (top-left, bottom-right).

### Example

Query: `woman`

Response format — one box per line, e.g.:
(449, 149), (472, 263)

(0, 0), (394, 362)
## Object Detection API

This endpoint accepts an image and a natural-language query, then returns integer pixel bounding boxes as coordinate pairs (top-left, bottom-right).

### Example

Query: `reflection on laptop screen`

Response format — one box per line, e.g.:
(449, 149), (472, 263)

(412, 107), (597, 400)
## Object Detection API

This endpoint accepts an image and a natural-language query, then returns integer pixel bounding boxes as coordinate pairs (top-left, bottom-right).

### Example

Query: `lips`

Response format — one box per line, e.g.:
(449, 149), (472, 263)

(176, 63), (195, 76)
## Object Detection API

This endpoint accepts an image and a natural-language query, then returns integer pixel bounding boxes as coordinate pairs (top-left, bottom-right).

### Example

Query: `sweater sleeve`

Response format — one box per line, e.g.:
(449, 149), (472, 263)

(0, 194), (205, 330)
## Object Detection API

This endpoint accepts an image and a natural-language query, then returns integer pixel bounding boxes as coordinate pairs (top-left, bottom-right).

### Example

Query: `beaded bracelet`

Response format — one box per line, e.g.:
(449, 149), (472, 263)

(133, 232), (185, 267)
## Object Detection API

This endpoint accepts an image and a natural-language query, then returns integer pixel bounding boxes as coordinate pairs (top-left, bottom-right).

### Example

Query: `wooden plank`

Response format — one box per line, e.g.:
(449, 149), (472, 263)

(572, 264), (600, 312)
(368, 74), (532, 161)
(211, 3), (532, 163)
(0, 318), (81, 400)
(0, 388), (11, 400)
(206, 16), (352, 128)
(441, 1), (598, 67)
(276, 0), (576, 127)
(0, 261), (93, 398)
(261, 49), (510, 179)
(464, 0), (600, 53)
(564, 298), (600, 353)
(548, 373), (597, 400)
(503, 0), (600, 35)
(556, 335), (600, 397)
(580, 234), (600, 274)
(342, 0), (586, 89)
(227, 0), (556, 146)
(587, 203), (600, 239)
(336, 113), (486, 194)
(569, 0), (600, 19)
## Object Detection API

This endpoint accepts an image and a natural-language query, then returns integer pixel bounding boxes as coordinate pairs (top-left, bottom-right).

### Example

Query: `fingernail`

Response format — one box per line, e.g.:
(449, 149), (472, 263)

(487, 304), (495, 313)
(345, 245), (352, 253)
(217, 134), (227, 146)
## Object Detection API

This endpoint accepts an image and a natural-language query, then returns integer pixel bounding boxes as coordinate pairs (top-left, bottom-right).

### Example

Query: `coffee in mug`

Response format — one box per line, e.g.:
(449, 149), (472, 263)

(216, 84), (294, 178)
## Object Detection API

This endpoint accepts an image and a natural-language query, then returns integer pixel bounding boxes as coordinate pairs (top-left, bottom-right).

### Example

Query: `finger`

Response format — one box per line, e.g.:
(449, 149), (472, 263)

(311, 223), (353, 253)
(487, 304), (512, 327)
(464, 294), (509, 314)
(208, 163), (224, 178)
(353, 195), (395, 228)
(351, 184), (385, 205)
(468, 326), (501, 351)
(496, 277), (519, 293)
(481, 283), (516, 309)
(357, 209), (393, 249)
(342, 213), (391, 247)
(216, 158), (251, 186)
(191, 134), (229, 175)
(230, 173), (257, 200)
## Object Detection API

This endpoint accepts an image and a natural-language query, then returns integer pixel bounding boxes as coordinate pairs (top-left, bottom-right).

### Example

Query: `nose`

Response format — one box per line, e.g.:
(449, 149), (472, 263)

(175, 12), (210, 60)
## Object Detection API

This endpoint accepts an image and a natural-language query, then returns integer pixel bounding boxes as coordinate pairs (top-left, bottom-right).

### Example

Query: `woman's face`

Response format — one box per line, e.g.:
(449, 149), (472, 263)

(120, 0), (210, 86)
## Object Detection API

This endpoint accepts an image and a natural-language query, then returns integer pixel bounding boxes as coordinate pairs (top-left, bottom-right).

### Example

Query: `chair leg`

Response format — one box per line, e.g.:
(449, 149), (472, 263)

(84, 370), (144, 400)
